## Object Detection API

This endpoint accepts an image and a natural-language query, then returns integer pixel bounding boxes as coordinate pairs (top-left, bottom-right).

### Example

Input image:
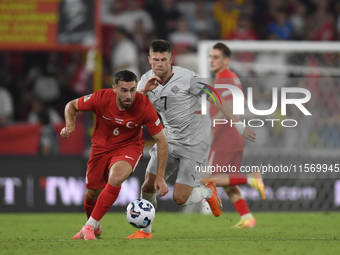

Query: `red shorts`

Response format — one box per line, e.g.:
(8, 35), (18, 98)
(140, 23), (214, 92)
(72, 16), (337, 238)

(86, 145), (143, 189)
(208, 150), (243, 174)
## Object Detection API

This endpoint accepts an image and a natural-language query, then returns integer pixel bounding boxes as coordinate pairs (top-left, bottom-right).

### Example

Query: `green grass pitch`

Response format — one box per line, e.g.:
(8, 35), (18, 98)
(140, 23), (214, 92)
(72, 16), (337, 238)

(1, 212), (339, 255)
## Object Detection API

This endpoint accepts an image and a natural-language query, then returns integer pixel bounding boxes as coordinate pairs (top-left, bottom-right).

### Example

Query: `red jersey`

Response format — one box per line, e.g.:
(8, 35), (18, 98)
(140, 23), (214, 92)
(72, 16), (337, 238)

(78, 89), (162, 150)
(210, 68), (245, 152)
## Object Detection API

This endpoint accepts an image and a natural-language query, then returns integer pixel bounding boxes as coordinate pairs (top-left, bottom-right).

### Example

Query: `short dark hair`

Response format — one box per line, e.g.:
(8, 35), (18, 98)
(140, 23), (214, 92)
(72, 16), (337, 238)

(113, 70), (137, 85)
(149, 39), (172, 54)
(212, 42), (231, 58)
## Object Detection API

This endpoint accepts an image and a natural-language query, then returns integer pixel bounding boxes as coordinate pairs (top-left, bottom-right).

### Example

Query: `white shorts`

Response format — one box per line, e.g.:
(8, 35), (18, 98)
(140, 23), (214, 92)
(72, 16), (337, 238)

(146, 140), (210, 187)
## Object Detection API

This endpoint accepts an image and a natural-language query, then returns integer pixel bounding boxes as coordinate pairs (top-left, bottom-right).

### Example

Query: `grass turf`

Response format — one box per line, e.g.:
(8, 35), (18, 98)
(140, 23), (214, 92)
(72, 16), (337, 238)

(1, 212), (339, 255)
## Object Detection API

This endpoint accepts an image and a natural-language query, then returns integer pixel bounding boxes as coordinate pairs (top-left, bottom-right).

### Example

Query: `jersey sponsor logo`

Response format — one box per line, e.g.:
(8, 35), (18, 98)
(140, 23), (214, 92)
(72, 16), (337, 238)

(102, 115), (111, 120)
(84, 94), (92, 102)
(115, 118), (124, 124)
(125, 156), (134, 160)
(155, 118), (160, 126)
(171, 85), (180, 95)
(126, 121), (138, 128)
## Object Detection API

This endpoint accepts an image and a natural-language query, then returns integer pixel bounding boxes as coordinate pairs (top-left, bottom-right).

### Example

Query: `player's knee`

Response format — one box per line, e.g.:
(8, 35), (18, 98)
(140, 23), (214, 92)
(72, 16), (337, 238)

(173, 193), (189, 205)
(108, 175), (125, 187)
(85, 189), (100, 200)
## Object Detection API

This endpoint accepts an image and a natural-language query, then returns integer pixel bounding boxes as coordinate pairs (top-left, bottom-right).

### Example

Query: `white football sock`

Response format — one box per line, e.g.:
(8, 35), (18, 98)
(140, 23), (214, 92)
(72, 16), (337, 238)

(241, 213), (253, 220)
(183, 187), (212, 206)
(86, 216), (99, 230)
(140, 191), (157, 234)
(141, 191), (157, 209)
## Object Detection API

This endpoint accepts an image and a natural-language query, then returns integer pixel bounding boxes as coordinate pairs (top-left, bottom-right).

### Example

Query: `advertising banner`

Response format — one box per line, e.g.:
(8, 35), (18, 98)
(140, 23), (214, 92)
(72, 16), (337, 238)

(0, 0), (97, 51)
(0, 156), (339, 213)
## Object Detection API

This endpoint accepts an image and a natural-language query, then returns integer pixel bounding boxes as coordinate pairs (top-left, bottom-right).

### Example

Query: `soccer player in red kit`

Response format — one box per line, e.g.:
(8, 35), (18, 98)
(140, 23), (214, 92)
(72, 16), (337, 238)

(201, 43), (266, 228)
(60, 70), (169, 240)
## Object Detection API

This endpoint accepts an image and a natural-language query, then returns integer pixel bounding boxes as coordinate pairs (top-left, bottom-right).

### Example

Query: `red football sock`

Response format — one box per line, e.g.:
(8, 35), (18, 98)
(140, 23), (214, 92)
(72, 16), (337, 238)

(229, 173), (248, 185)
(84, 197), (97, 219)
(233, 199), (250, 216)
(91, 184), (121, 222)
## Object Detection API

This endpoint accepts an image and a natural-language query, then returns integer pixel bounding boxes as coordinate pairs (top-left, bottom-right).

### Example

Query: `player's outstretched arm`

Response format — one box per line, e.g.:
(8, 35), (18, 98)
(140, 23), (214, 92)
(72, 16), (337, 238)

(151, 130), (169, 197)
(208, 96), (256, 142)
(60, 99), (80, 139)
(139, 76), (162, 95)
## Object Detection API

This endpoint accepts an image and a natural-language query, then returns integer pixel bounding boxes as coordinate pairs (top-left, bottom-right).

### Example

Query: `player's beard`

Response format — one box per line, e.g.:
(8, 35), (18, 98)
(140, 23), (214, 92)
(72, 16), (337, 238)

(118, 98), (133, 109)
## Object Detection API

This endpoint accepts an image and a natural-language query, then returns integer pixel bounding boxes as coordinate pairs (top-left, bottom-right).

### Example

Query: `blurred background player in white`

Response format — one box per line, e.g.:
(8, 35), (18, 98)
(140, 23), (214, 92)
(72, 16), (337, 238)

(0, 81), (14, 127)
(201, 42), (266, 228)
(127, 39), (256, 239)
(111, 27), (140, 78)
(60, 70), (169, 240)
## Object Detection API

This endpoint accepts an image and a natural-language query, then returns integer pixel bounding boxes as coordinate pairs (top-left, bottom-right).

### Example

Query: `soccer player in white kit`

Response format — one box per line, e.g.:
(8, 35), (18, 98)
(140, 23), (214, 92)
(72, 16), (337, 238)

(127, 40), (256, 239)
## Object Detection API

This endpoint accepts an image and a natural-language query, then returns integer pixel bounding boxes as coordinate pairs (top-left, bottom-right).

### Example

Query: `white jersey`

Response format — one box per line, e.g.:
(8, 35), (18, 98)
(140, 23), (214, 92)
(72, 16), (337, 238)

(138, 66), (211, 146)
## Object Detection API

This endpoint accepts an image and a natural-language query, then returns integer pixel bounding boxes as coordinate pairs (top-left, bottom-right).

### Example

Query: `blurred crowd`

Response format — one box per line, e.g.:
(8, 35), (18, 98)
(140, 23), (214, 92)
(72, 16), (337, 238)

(0, 51), (88, 127)
(101, 0), (340, 76)
(0, 0), (340, 154)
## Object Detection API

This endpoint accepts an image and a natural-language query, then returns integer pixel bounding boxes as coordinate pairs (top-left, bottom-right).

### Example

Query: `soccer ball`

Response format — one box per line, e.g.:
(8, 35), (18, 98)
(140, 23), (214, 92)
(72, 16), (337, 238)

(126, 199), (155, 228)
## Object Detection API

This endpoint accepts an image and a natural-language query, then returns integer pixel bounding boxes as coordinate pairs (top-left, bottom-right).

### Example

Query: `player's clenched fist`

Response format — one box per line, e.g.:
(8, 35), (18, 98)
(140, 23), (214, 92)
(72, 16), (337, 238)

(242, 126), (256, 142)
(60, 126), (75, 138)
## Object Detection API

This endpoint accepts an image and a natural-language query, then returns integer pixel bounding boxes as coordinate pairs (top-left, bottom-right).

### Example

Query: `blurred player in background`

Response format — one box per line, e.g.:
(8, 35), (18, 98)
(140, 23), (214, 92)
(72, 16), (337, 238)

(201, 42), (266, 228)
(127, 40), (256, 239)
(60, 70), (169, 240)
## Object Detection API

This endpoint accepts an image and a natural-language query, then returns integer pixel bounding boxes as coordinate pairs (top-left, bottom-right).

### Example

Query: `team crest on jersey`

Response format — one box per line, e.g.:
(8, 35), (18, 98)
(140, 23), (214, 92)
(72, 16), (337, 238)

(126, 121), (138, 128)
(171, 85), (180, 95)
(84, 94), (92, 102)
